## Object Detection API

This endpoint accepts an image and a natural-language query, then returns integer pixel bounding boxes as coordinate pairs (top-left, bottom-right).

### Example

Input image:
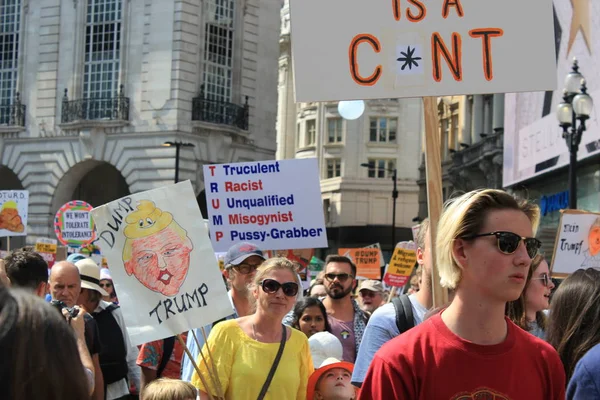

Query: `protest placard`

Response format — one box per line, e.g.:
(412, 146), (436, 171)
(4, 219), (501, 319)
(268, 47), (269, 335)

(384, 242), (417, 287)
(0, 190), (28, 237)
(54, 200), (96, 247)
(35, 238), (58, 268)
(289, 0), (556, 102)
(551, 210), (600, 276)
(91, 181), (232, 345)
(339, 247), (381, 279)
(203, 158), (327, 252)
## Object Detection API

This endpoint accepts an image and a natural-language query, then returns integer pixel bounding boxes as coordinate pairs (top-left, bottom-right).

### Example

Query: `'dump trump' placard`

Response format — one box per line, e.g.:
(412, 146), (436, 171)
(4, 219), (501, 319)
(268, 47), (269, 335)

(91, 181), (232, 345)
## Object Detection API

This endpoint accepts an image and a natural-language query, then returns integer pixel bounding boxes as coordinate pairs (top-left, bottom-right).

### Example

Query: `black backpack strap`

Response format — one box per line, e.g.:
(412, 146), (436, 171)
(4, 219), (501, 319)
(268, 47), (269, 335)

(157, 336), (176, 378)
(392, 294), (415, 334)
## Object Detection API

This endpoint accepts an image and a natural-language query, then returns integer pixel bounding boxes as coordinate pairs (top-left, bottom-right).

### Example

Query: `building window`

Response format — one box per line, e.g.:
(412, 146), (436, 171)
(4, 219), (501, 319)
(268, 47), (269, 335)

(366, 159), (396, 178)
(325, 158), (341, 179)
(83, 0), (122, 100)
(306, 119), (316, 146)
(323, 199), (331, 224)
(203, 0), (235, 103)
(327, 118), (343, 143)
(0, 0), (20, 111)
(369, 117), (397, 143)
(296, 122), (300, 148)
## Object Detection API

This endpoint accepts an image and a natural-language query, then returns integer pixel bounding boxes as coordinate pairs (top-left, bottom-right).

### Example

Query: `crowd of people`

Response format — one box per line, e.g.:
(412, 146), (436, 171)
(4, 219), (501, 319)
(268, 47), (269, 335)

(1, 188), (599, 399)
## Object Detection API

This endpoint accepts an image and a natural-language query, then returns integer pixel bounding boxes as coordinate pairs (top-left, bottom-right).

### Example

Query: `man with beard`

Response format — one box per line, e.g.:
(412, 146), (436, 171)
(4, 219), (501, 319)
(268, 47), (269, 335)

(321, 255), (369, 363)
(181, 242), (265, 382)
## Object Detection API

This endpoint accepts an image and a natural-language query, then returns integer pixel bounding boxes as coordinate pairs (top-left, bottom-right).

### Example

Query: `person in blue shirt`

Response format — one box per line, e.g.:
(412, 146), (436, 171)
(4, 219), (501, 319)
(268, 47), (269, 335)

(568, 342), (600, 399)
(180, 242), (265, 382)
(351, 219), (433, 387)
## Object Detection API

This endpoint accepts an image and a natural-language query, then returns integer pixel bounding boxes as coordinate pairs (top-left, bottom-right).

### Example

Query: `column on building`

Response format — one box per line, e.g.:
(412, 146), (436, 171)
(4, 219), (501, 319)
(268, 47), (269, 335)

(460, 96), (472, 145)
(471, 95), (484, 144)
(493, 93), (505, 133)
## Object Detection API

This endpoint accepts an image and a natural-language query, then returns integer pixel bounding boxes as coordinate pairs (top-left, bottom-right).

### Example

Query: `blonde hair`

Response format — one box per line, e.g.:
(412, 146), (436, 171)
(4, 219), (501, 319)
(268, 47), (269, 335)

(253, 257), (301, 287)
(141, 378), (197, 400)
(436, 189), (540, 290)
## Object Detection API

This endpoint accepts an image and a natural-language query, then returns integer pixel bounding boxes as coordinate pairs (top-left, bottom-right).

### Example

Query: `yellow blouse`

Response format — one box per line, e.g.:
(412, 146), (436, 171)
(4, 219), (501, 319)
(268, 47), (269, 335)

(191, 320), (314, 400)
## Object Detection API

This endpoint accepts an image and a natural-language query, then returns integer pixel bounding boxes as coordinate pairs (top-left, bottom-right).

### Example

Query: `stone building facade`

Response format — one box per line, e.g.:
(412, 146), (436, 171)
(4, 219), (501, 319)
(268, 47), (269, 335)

(0, 0), (281, 247)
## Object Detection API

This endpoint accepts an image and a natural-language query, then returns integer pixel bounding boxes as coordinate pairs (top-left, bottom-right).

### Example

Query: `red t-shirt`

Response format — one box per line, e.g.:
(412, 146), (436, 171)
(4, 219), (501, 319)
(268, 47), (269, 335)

(359, 313), (565, 400)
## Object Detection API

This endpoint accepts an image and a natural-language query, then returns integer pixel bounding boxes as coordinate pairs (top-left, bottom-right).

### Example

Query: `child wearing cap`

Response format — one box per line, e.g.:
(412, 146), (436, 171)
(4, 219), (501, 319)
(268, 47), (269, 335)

(307, 358), (357, 400)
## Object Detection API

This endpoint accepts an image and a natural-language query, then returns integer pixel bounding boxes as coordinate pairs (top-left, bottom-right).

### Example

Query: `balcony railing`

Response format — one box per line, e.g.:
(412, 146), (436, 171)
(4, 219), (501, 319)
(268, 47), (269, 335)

(62, 85), (129, 123)
(192, 85), (249, 130)
(0, 92), (26, 127)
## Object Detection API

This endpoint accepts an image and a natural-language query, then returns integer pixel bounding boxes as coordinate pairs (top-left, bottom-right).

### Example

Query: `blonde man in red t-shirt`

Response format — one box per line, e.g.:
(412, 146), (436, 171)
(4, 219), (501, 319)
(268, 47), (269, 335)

(360, 189), (565, 399)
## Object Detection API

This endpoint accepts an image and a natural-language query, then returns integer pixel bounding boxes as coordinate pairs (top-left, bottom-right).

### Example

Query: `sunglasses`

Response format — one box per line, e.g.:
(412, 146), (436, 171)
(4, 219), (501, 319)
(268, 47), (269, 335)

(99, 283), (113, 288)
(531, 272), (551, 287)
(232, 263), (261, 275)
(260, 279), (299, 297)
(462, 231), (542, 259)
(324, 273), (354, 283)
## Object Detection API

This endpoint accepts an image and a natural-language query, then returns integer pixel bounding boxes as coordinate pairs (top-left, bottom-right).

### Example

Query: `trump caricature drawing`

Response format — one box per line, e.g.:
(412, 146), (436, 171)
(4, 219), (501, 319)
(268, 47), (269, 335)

(122, 200), (193, 296)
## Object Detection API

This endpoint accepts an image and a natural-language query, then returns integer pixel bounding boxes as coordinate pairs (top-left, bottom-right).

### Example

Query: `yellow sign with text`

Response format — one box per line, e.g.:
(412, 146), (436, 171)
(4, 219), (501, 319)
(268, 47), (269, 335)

(35, 242), (57, 254)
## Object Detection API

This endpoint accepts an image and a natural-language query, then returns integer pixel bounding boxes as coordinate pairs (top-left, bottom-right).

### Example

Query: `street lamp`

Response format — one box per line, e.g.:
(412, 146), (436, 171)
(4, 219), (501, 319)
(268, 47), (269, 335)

(163, 141), (195, 183)
(556, 58), (594, 209)
(360, 162), (399, 249)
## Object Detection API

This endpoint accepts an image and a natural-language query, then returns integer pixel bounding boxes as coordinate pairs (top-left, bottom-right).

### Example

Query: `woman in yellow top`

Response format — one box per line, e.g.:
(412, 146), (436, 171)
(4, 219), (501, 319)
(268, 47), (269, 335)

(192, 257), (314, 399)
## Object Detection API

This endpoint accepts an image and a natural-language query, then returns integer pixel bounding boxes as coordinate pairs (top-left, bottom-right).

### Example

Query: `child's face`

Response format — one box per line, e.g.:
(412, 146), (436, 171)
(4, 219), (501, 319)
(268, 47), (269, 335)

(315, 367), (356, 400)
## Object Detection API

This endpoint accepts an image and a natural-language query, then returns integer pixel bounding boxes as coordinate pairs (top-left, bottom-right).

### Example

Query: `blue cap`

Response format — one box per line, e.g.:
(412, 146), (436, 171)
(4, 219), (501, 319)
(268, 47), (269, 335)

(224, 242), (265, 267)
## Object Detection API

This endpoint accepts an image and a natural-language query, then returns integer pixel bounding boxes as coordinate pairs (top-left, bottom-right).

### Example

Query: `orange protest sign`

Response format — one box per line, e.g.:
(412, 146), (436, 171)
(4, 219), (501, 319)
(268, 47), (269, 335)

(384, 242), (417, 287)
(338, 248), (381, 279)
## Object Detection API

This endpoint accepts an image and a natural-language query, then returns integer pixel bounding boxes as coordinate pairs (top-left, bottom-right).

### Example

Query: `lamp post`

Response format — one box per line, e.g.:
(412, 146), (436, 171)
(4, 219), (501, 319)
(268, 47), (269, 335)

(360, 162), (399, 249)
(163, 141), (195, 183)
(556, 58), (594, 209)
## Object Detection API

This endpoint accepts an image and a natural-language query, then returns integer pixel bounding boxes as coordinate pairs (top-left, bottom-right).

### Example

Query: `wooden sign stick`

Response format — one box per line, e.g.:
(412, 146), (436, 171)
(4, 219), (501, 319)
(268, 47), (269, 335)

(176, 334), (216, 400)
(422, 96), (449, 308)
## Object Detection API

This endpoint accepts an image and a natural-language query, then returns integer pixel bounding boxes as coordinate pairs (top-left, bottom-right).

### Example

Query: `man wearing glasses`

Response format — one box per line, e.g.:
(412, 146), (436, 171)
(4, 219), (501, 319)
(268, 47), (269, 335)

(181, 242), (265, 382)
(321, 255), (369, 363)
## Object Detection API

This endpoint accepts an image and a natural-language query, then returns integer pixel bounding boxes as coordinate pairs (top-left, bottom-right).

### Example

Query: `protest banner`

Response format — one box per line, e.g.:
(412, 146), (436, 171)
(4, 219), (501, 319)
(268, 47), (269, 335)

(384, 241), (417, 287)
(289, 0), (556, 102)
(339, 247), (381, 280)
(365, 243), (386, 267)
(54, 200), (96, 248)
(91, 181), (232, 345)
(551, 210), (600, 276)
(35, 238), (58, 268)
(203, 158), (327, 252)
(289, 0), (556, 308)
(0, 190), (28, 238)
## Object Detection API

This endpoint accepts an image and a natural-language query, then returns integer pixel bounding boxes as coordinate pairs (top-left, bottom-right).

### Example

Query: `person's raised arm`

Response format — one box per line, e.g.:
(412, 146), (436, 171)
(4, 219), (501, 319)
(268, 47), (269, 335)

(63, 307), (95, 396)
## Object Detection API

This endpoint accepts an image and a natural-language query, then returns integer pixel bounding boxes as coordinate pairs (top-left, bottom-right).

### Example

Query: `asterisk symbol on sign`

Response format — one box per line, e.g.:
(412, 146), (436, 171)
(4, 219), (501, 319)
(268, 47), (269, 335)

(397, 46), (422, 70)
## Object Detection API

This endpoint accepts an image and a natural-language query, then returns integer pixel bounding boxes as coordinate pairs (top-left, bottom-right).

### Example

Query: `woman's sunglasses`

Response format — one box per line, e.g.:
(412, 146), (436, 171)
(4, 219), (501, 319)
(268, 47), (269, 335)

(531, 272), (551, 287)
(461, 231), (542, 259)
(99, 283), (113, 288)
(260, 279), (299, 297)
